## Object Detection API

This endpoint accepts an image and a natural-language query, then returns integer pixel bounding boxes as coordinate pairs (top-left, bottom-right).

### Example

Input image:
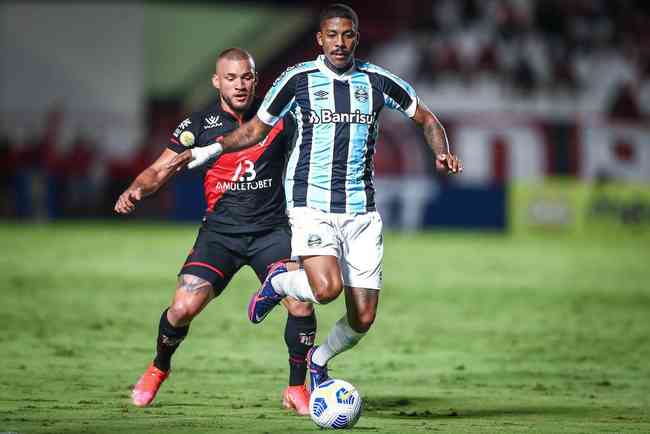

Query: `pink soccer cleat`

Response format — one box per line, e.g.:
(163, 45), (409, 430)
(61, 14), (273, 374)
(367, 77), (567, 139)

(131, 363), (169, 407)
(282, 385), (311, 416)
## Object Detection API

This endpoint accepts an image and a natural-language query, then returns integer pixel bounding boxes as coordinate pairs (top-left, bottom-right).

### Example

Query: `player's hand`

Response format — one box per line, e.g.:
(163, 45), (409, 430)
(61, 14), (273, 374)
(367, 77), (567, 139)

(435, 153), (463, 175)
(114, 187), (143, 214)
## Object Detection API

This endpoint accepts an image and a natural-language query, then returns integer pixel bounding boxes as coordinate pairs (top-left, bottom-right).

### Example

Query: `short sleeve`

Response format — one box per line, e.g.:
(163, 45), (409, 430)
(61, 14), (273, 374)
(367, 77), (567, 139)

(367, 66), (419, 118)
(257, 66), (301, 126)
(167, 114), (201, 153)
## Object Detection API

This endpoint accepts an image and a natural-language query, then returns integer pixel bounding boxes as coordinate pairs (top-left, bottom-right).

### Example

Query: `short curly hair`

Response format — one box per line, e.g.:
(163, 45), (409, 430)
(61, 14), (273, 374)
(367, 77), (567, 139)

(319, 4), (359, 30)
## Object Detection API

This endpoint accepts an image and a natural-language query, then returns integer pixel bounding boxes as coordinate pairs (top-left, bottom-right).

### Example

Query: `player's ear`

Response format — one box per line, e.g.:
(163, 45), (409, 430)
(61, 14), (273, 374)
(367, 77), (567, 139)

(211, 73), (220, 91)
(316, 31), (324, 48)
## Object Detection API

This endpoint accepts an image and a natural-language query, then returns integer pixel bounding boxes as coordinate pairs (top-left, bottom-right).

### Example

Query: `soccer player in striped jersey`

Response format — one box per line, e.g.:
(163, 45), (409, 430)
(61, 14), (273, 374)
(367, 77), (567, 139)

(167, 4), (462, 390)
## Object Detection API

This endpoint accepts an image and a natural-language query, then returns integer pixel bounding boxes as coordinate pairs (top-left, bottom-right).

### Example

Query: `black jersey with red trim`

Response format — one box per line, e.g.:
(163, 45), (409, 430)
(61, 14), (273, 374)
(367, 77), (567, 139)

(167, 100), (295, 234)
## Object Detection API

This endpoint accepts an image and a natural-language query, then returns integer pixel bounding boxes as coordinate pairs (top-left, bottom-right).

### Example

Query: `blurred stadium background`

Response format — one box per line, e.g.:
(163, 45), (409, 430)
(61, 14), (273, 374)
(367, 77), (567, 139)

(2, 1), (650, 433)
(2, 0), (649, 231)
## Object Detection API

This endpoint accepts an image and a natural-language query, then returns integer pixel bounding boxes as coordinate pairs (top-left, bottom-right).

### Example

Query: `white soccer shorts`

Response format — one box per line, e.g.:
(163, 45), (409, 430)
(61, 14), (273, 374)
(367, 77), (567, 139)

(288, 206), (384, 290)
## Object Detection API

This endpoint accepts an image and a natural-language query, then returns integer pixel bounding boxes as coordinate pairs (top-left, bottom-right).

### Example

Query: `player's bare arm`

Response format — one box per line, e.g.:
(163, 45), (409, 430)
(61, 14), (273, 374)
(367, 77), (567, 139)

(221, 115), (273, 152)
(114, 148), (180, 214)
(412, 102), (463, 174)
(166, 116), (272, 171)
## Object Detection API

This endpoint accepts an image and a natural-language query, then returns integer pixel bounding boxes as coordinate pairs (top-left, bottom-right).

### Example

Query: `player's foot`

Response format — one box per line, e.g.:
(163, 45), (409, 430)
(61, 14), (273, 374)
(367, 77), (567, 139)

(307, 346), (330, 391)
(131, 363), (169, 407)
(282, 385), (311, 416)
(248, 260), (287, 324)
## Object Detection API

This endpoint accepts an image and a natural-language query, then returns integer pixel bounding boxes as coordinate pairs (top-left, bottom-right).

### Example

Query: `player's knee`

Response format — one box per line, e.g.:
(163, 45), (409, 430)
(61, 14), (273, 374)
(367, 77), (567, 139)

(310, 274), (343, 304)
(285, 299), (314, 316)
(312, 291), (333, 304)
(349, 310), (376, 333)
(168, 298), (203, 324)
(168, 275), (213, 325)
(312, 283), (342, 304)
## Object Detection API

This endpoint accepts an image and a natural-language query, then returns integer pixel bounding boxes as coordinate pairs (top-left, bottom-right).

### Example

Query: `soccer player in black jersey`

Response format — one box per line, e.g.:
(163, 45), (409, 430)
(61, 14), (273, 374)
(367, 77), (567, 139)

(114, 48), (315, 414)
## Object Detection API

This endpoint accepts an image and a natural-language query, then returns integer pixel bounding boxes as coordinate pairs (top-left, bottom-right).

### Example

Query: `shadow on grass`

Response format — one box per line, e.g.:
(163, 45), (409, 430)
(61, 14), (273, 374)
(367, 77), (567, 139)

(364, 395), (589, 420)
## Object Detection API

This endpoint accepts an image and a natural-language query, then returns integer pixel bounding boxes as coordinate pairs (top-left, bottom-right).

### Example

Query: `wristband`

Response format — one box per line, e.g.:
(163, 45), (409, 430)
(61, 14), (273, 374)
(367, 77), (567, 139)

(189, 142), (223, 169)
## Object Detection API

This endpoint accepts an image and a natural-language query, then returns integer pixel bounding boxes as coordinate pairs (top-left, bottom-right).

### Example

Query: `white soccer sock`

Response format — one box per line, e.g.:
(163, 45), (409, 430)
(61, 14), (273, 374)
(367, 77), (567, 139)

(271, 269), (319, 303)
(312, 315), (365, 366)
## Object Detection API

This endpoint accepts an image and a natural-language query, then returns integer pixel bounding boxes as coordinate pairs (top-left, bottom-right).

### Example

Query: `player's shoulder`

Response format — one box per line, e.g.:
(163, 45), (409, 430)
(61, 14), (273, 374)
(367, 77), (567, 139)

(356, 60), (415, 94)
(356, 60), (402, 81)
(284, 60), (319, 75)
(171, 110), (201, 142)
(191, 103), (227, 129)
(171, 110), (202, 148)
(175, 104), (213, 126)
(171, 103), (223, 144)
(196, 102), (224, 122)
(272, 60), (319, 87)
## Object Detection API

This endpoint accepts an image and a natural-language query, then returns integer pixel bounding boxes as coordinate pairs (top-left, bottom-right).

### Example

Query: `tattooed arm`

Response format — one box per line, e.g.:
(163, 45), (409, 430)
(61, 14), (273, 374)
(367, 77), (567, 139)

(220, 116), (272, 152)
(411, 102), (462, 174)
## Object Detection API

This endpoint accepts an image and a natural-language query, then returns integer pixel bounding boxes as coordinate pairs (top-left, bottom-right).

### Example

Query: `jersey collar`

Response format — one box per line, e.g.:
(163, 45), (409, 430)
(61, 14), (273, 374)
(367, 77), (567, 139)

(213, 98), (262, 124)
(315, 55), (357, 81)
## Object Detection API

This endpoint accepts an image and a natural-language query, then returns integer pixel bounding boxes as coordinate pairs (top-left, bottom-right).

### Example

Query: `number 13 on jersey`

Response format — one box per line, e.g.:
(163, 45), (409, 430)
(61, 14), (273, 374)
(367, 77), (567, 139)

(232, 160), (256, 182)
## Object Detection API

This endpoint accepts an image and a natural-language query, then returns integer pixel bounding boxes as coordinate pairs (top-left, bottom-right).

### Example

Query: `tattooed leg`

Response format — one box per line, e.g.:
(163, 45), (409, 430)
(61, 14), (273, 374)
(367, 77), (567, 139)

(167, 274), (215, 327)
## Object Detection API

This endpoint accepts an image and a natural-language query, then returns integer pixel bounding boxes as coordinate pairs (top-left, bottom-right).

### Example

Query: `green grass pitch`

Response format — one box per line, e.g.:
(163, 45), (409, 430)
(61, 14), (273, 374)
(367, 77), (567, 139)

(1, 222), (649, 433)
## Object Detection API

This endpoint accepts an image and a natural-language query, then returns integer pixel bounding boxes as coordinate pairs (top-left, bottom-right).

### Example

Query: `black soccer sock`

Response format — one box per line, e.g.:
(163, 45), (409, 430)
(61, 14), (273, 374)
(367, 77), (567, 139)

(153, 308), (189, 372)
(284, 312), (317, 386)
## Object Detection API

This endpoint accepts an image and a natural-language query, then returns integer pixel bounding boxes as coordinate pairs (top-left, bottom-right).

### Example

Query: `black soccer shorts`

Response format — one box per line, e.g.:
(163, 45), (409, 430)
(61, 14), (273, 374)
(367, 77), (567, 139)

(179, 224), (292, 295)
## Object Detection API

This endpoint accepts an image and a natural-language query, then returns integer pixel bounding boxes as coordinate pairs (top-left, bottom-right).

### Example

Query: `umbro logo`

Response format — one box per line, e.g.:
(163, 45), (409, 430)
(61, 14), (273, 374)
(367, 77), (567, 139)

(313, 90), (329, 100)
(204, 115), (222, 130)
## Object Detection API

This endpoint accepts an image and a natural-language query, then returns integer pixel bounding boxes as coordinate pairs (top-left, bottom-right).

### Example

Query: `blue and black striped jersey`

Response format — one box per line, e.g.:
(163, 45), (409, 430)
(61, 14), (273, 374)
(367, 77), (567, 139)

(258, 55), (418, 214)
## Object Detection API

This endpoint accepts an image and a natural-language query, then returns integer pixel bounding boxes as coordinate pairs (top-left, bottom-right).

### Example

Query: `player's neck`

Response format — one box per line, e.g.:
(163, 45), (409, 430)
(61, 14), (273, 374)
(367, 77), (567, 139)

(323, 56), (354, 75)
(220, 100), (245, 124)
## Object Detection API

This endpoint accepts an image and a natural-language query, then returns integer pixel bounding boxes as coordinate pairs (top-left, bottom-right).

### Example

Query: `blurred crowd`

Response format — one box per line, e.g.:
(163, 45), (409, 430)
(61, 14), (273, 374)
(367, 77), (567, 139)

(376, 0), (650, 119)
(0, 106), (174, 219)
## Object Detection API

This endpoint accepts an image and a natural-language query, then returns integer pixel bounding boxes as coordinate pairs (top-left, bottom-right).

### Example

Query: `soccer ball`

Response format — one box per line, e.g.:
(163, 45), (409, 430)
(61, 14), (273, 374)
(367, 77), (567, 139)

(309, 379), (362, 429)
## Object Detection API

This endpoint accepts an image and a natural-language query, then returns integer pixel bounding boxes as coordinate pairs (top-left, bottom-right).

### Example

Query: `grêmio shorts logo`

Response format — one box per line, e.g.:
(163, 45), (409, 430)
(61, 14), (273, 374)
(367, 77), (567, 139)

(307, 233), (322, 247)
(307, 109), (375, 125)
